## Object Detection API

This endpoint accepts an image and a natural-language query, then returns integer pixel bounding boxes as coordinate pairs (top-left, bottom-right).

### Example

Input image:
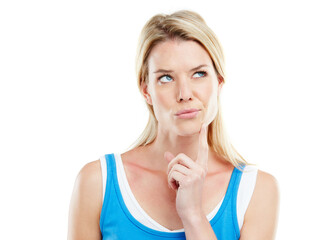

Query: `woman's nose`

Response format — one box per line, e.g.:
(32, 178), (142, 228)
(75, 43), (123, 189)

(177, 79), (193, 102)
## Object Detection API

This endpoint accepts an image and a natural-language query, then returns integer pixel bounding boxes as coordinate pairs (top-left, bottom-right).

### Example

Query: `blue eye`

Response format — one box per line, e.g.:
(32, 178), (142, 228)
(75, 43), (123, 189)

(194, 71), (207, 78)
(159, 75), (173, 83)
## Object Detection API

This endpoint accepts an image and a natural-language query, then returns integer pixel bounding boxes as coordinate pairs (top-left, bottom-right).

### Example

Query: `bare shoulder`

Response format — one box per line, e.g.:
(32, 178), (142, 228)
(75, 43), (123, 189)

(240, 169), (280, 239)
(254, 169), (279, 197)
(73, 160), (103, 210)
(251, 169), (279, 215)
(68, 160), (102, 240)
(77, 160), (102, 189)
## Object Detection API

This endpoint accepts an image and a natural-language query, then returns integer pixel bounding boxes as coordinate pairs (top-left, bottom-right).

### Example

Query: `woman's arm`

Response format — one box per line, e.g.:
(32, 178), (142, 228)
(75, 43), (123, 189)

(180, 213), (217, 240)
(68, 160), (102, 240)
(240, 170), (280, 240)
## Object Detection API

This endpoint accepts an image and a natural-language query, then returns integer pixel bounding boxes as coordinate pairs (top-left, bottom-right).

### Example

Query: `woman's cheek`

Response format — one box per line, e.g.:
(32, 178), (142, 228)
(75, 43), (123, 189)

(202, 88), (219, 125)
(152, 93), (172, 120)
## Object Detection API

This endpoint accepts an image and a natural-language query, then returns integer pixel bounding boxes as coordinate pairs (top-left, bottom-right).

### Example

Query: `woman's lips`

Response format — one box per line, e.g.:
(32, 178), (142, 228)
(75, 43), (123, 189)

(175, 110), (200, 119)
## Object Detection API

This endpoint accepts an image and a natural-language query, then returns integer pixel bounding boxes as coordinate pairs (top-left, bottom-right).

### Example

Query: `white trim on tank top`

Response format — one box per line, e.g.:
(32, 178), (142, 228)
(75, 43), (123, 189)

(99, 153), (257, 232)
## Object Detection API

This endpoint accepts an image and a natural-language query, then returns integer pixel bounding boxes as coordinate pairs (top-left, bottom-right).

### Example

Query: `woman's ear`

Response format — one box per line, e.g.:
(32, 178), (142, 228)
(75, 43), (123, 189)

(141, 81), (152, 105)
(217, 75), (224, 97)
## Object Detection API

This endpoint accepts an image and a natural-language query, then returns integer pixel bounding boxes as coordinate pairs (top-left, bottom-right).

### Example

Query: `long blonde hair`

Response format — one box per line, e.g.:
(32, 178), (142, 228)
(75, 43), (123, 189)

(129, 10), (248, 168)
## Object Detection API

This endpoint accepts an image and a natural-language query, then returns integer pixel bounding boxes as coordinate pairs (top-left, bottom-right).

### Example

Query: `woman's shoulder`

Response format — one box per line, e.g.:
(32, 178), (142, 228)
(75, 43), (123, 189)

(240, 168), (280, 237)
(68, 160), (103, 239)
(243, 165), (279, 202)
(78, 160), (101, 182)
(255, 169), (279, 194)
(73, 160), (103, 206)
(240, 165), (278, 188)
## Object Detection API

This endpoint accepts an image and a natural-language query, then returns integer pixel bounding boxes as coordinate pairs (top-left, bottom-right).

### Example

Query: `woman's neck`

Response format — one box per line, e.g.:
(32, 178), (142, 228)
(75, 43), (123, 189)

(138, 127), (221, 172)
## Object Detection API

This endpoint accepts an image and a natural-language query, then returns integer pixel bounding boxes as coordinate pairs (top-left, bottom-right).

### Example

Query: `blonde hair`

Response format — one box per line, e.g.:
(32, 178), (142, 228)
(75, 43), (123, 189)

(129, 10), (249, 168)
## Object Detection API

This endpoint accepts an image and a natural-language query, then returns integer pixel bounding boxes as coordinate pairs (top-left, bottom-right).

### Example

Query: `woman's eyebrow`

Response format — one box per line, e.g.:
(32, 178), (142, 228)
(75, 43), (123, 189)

(153, 64), (209, 74)
(190, 64), (209, 71)
(153, 69), (174, 74)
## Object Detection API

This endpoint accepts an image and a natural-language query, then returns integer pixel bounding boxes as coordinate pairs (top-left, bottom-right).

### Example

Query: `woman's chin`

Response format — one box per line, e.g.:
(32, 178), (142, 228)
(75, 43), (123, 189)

(175, 122), (202, 136)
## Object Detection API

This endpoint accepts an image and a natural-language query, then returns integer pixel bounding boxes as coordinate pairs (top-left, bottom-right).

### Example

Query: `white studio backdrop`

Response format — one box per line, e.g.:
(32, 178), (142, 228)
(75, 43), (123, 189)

(0, 0), (319, 239)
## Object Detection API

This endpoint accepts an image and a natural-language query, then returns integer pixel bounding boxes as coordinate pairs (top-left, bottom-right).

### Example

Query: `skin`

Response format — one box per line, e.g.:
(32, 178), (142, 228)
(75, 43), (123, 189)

(68, 39), (280, 239)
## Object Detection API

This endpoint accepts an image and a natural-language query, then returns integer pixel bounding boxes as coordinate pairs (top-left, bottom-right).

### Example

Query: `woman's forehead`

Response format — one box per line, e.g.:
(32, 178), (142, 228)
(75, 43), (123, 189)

(148, 39), (213, 71)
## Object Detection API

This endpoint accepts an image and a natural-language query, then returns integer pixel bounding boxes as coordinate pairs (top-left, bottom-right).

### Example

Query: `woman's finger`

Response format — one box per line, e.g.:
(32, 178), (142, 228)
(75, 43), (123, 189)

(168, 163), (192, 178)
(167, 153), (197, 175)
(168, 170), (185, 190)
(164, 151), (175, 163)
(196, 124), (209, 168)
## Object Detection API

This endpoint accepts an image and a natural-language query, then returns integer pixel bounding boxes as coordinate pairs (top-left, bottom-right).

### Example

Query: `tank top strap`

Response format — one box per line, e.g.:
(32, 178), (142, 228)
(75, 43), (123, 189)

(99, 153), (116, 228)
(231, 167), (244, 238)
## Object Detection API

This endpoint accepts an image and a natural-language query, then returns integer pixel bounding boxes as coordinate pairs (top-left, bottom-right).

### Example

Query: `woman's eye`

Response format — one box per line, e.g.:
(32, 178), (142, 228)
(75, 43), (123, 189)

(159, 75), (173, 83)
(193, 71), (207, 78)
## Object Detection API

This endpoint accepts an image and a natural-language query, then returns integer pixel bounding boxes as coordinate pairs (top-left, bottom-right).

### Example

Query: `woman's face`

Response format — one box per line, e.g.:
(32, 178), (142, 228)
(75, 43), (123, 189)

(143, 39), (222, 136)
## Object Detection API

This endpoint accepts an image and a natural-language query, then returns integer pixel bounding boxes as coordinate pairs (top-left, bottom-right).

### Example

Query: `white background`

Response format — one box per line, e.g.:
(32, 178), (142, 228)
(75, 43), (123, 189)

(0, 0), (319, 239)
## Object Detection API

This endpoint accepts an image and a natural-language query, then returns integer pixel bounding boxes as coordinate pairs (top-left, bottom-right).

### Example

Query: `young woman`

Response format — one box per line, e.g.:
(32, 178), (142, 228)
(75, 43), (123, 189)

(68, 10), (279, 240)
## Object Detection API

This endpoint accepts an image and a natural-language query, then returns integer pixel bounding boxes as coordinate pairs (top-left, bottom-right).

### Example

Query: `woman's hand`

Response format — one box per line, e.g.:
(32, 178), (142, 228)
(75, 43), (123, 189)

(165, 124), (209, 220)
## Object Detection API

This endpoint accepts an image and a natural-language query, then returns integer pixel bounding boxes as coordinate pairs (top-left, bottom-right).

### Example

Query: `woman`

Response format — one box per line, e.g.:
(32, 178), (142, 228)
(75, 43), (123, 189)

(68, 10), (279, 240)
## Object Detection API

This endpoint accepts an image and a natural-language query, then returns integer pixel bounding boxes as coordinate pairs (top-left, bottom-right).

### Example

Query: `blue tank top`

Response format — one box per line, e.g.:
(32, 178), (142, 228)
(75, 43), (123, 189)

(100, 153), (243, 240)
